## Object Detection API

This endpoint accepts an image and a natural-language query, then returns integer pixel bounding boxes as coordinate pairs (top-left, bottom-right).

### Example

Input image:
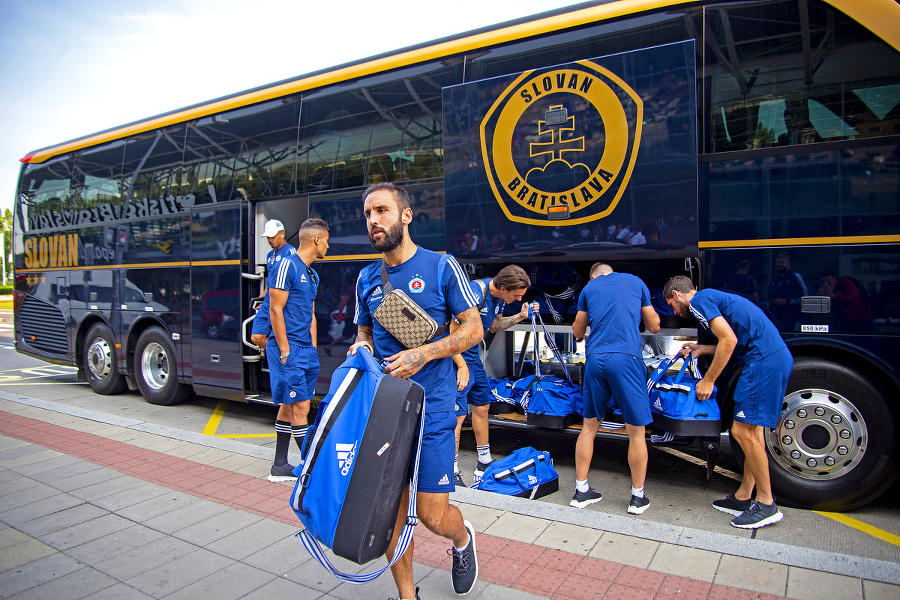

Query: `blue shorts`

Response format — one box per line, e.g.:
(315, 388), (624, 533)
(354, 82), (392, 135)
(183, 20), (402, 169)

(454, 358), (491, 416)
(455, 378), (473, 417)
(412, 411), (457, 493)
(251, 304), (271, 336)
(733, 347), (793, 428)
(266, 341), (318, 404)
(582, 352), (652, 427)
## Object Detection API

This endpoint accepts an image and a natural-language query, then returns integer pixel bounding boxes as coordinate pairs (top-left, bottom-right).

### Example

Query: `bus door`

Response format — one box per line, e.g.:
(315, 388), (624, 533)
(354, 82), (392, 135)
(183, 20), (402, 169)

(190, 202), (244, 400)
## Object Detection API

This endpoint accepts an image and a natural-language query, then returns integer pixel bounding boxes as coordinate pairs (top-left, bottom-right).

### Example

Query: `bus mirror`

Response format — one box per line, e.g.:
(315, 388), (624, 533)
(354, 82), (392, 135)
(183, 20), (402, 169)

(801, 296), (831, 314)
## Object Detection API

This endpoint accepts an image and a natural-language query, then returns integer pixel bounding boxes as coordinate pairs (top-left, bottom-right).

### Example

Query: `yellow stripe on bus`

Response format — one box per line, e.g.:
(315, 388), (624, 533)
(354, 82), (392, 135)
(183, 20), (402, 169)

(815, 511), (900, 548)
(699, 234), (900, 249)
(21, 0), (900, 164)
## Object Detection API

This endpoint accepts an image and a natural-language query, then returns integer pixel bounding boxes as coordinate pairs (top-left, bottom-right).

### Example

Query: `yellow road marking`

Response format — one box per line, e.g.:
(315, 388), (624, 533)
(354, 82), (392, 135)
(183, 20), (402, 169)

(815, 511), (900, 548)
(202, 400), (228, 436)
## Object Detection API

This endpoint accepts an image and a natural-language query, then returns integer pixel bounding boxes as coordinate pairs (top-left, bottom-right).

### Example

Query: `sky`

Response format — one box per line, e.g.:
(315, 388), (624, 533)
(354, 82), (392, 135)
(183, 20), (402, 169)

(0, 0), (589, 215)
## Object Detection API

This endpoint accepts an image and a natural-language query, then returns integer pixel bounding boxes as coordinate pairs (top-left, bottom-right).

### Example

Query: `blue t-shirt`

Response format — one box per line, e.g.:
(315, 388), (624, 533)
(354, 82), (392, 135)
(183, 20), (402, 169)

(577, 272), (651, 357)
(271, 253), (317, 346)
(355, 247), (478, 412)
(461, 278), (505, 363)
(266, 243), (296, 289)
(689, 289), (786, 366)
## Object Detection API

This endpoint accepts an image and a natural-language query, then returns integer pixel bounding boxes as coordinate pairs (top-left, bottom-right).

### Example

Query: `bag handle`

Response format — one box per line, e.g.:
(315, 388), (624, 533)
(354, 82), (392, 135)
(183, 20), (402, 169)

(532, 308), (572, 383)
(296, 366), (426, 584)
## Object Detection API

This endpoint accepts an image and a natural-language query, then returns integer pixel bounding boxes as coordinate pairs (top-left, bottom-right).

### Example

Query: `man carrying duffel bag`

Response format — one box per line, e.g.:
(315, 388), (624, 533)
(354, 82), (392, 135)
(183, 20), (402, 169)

(351, 183), (484, 599)
(664, 275), (791, 530)
(571, 263), (660, 514)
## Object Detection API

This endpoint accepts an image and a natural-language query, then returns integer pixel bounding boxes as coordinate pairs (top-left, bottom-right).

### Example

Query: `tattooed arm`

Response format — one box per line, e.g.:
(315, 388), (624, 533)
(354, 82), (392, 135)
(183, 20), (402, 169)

(488, 301), (539, 333)
(382, 306), (483, 379)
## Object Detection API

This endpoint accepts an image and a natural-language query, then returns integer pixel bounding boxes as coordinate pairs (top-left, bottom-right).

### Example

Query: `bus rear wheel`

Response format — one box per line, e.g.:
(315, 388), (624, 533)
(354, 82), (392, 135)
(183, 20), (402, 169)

(84, 323), (127, 395)
(733, 357), (898, 511)
(134, 327), (192, 406)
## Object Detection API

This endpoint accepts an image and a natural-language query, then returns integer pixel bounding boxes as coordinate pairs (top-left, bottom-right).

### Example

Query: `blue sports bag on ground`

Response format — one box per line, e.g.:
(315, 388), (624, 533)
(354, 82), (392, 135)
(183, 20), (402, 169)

(647, 356), (720, 421)
(290, 348), (425, 584)
(475, 447), (559, 499)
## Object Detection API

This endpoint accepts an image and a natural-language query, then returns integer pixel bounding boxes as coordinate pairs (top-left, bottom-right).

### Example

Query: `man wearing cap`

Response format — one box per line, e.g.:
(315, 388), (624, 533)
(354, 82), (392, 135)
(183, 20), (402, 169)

(251, 219), (295, 352)
(267, 218), (330, 481)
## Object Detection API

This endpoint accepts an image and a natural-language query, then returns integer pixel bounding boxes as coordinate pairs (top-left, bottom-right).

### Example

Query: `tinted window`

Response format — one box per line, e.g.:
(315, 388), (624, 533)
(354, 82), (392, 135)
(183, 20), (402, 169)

(17, 155), (75, 233)
(309, 182), (445, 257)
(464, 9), (697, 82)
(123, 125), (187, 216)
(707, 0), (900, 152)
(707, 246), (900, 335)
(184, 97), (301, 204)
(297, 61), (463, 193)
(706, 142), (900, 241)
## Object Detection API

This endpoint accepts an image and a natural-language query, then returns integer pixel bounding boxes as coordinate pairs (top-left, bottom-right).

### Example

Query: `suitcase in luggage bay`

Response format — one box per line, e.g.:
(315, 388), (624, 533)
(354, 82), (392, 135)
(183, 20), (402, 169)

(291, 348), (424, 569)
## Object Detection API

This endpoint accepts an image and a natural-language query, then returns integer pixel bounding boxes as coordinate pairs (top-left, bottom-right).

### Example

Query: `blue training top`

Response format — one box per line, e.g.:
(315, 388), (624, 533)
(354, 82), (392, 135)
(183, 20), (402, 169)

(253, 243), (297, 336)
(271, 253), (318, 346)
(577, 272), (651, 357)
(461, 278), (505, 363)
(689, 289), (787, 366)
(355, 247), (478, 412)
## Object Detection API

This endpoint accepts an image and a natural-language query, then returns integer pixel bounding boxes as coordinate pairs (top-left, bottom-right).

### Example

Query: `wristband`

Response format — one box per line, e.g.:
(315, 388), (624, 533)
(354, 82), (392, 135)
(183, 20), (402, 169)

(280, 352), (289, 360)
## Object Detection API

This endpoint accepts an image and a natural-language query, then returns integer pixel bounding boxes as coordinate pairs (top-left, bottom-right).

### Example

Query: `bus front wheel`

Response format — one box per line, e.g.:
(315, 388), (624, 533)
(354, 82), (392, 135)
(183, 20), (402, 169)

(84, 323), (127, 395)
(134, 327), (192, 406)
(733, 357), (898, 511)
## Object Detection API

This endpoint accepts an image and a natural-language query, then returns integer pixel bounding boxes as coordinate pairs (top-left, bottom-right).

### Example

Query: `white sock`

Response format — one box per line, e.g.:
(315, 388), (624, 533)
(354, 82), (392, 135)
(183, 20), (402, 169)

(632, 487), (644, 498)
(454, 453), (459, 474)
(453, 533), (471, 551)
(576, 479), (589, 493)
(476, 445), (492, 463)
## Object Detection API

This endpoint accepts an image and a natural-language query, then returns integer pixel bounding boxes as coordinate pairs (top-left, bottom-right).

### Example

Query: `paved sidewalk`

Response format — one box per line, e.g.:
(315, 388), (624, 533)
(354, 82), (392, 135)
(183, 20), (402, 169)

(1, 393), (898, 600)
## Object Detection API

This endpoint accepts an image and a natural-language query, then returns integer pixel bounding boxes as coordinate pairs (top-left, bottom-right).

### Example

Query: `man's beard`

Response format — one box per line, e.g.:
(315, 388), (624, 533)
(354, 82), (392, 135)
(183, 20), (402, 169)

(369, 223), (404, 253)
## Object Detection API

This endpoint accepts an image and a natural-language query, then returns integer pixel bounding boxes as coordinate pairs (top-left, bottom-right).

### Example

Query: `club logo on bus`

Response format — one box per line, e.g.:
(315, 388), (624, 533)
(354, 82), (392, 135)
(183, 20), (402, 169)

(480, 61), (642, 226)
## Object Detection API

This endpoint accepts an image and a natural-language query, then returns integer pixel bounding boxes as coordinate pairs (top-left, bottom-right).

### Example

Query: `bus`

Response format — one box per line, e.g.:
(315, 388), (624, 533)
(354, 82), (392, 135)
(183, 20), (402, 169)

(13, 0), (899, 511)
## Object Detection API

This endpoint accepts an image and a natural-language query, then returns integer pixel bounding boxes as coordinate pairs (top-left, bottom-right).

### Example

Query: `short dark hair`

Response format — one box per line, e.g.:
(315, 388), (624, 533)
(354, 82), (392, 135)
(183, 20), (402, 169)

(493, 265), (530, 291)
(664, 275), (695, 299)
(362, 182), (410, 211)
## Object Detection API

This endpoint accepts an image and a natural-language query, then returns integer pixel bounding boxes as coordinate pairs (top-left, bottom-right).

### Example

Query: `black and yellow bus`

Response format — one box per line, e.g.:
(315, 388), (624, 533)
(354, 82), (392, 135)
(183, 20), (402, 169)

(13, 0), (900, 510)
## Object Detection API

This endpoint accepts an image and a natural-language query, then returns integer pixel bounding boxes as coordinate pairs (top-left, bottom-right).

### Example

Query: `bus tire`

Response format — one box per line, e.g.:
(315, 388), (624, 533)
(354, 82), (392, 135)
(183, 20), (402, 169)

(134, 327), (192, 406)
(84, 323), (127, 395)
(732, 357), (898, 511)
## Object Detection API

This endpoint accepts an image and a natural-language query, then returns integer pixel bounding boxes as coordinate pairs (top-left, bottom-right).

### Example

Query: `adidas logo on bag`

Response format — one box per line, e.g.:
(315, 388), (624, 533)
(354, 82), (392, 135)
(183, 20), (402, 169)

(336, 442), (357, 476)
(653, 398), (663, 410)
(528, 474), (538, 486)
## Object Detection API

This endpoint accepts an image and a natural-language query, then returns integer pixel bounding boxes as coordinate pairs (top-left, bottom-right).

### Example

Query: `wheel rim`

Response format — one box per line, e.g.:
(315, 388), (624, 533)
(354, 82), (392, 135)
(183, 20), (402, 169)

(87, 337), (113, 380)
(766, 388), (868, 481)
(140, 342), (169, 391)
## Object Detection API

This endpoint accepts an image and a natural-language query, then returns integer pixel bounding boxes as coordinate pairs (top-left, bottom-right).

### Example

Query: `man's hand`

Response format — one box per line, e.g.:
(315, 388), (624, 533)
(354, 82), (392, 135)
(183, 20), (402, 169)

(381, 349), (427, 379)
(348, 340), (374, 356)
(695, 377), (716, 401)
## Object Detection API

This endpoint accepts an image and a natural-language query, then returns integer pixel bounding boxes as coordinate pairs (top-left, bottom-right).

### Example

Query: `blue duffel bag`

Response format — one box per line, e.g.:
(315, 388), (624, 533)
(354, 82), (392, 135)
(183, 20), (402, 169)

(475, 447), (559, 499)
(647, 356), (719, 421)
(290, 348), (425, 584)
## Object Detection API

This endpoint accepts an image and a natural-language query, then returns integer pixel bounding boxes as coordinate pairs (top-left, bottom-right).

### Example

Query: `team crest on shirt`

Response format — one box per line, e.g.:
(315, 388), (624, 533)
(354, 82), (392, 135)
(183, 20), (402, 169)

(409, 277), (425, 294)
(290, 390), (296, 398)
(275, 255), (282, 262)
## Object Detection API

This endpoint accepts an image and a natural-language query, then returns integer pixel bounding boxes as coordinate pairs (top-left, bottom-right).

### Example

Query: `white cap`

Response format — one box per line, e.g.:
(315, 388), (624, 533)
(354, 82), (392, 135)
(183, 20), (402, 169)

(261, 219), (285, 238)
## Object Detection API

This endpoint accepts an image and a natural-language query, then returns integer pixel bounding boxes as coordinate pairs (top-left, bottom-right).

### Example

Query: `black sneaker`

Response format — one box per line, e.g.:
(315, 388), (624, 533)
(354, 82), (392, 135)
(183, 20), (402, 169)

(267, 462), (297, 482)
(449, 520), (478, 595)
(731, 501), (784, 529)
(569, 488), (603, 508)
(627, 494), (650, 515)
(455, 472), (466, 488)
(712, 494), (753, 516)
(473, 461), (491, 484)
